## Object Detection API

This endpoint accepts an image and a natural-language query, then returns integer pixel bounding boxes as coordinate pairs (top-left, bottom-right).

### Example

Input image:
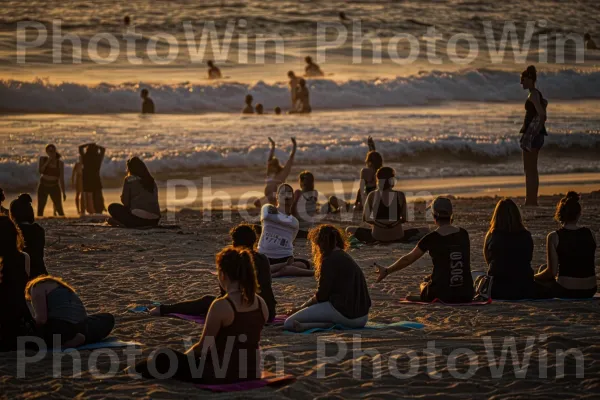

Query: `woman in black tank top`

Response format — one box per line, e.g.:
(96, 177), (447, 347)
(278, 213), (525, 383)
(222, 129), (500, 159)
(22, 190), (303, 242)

(136, 247), (269, 383)
(519, 66), (548, 206)
(535, 192), (597, 298)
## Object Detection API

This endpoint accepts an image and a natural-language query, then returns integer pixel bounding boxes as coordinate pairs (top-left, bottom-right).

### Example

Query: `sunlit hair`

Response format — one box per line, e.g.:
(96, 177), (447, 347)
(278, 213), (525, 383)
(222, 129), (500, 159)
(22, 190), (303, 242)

(216, 246), (258, 305)
(25, 275), (76, 301)
(365, 151), (383, 171)
(299, 171), (315, 191)
(230, 224), (258, 249)
(554, 191), (581, 224)
(308, 224), (349, 280)
(484, 198), (526, 253)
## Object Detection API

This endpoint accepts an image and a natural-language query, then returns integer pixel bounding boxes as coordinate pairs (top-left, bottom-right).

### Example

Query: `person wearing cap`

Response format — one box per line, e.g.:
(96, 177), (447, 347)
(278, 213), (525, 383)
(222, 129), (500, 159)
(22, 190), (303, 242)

(375, 196), (474, 303)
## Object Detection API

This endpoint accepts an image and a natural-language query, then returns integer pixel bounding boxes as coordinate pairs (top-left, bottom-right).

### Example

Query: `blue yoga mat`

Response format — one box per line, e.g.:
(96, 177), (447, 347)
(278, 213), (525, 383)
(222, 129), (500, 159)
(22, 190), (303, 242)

(286, 321), (425, 334)
(52, 337), (141, 353)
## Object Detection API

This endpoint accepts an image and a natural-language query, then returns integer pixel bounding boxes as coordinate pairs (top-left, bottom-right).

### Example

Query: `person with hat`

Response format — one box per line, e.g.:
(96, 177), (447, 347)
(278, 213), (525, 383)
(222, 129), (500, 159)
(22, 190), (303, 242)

(374, 196), (474, 303)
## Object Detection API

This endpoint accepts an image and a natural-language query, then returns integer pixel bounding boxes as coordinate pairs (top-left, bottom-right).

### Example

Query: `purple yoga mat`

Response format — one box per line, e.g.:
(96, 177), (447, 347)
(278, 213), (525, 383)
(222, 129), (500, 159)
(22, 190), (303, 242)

(398, 297), (492, 306)
(195, 373), (295, 392)
(167, 313), (288, 325)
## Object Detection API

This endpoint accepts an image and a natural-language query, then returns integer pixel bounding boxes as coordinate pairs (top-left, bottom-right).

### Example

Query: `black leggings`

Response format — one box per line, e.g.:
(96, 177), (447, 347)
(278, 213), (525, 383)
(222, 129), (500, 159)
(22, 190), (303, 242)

(108, 204), (159, 228)
(353, 227), (422, 244)
(160, 296), (216, 316)
(41, 313), (115, 346)
(37, 181), (64, 217)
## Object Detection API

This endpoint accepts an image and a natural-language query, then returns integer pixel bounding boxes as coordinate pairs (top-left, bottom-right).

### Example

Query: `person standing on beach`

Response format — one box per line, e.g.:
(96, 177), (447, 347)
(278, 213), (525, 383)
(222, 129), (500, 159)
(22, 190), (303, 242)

(519, 65), (547, 206)
(207, 60), (222, 79)
(37, 144), (66, 217)
(304, 56), (324, 77)
(79, 143), (106, 214)
(288, 71), (299, 108)
(242, 94), (254, 114)
(140, 89), (155, 114)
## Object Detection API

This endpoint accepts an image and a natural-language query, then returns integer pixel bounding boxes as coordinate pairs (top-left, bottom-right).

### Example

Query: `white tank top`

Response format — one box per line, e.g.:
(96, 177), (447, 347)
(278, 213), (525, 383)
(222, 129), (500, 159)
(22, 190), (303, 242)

(257, 205), (299, 259)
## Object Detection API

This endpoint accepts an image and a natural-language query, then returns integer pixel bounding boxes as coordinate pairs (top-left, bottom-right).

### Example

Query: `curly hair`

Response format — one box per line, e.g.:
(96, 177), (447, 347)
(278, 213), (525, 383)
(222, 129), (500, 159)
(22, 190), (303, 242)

(216, 246), (258, 305)
(554, 191), (581, 224)
(308, 224), (349, 280)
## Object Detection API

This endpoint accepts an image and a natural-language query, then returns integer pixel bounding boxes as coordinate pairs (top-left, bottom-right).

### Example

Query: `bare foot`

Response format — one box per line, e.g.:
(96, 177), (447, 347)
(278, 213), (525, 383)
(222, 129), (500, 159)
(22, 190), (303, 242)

(149, 306), (162, 316)
(292, 320), (303, 333)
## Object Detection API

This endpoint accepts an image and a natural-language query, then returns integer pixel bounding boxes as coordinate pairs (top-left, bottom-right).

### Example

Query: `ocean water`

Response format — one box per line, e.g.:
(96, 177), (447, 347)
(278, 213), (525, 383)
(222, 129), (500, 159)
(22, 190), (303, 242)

(0, 0), (599, 191)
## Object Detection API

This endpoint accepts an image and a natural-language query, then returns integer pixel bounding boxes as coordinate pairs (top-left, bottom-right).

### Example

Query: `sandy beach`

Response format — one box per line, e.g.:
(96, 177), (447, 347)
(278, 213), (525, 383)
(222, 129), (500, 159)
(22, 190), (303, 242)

(1, 191), (599, 399)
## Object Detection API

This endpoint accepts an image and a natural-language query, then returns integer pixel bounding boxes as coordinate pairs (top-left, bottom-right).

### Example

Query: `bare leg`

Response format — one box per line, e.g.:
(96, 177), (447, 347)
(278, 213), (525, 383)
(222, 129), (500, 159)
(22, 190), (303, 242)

(85, 192), (96, 214)
(75, 192), (81, 214)
(272, 265), (314, 278)
(523, 149), (539, 206)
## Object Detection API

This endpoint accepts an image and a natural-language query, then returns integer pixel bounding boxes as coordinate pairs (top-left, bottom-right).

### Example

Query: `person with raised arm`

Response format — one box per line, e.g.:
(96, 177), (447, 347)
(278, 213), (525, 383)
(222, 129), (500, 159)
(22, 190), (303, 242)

(261, 137), (297, 205)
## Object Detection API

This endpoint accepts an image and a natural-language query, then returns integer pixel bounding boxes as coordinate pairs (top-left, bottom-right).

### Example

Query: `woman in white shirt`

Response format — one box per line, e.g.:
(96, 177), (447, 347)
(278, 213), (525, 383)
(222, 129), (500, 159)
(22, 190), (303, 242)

(258, 184), (313, 278)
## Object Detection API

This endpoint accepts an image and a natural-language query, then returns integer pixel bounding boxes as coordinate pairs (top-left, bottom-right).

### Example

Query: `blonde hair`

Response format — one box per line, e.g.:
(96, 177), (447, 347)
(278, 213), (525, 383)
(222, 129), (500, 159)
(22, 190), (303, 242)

(25, 275), (77, 301)
(308, 224), (349, 280)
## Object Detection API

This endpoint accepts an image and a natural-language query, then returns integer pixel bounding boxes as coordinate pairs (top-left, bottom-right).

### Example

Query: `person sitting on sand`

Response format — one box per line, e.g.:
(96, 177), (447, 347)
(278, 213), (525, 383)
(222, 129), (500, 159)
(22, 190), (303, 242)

(0, 216), (36, 351)
(289, 79), (311, 114)
(320, 195), (351, 215)
(535, 192), (597, 298)
(71, 156), (84, 215)
(38, 144), (66, 217)
(585, 33), (597, 50)
(284, 225), (371, 332)
(258, 184), (313, 278)
(274, 106), (282, 115)
(108, 157), (160, 228)
(10, 194), (47, 279)
(292, 171), (319, 239)
(484, 198), (547, 300)
(242, 94), (254, 114)
(79, 143), (106, 214)
(135, 247), (269, 384)
(347, 167), (428, 244)
(288, 71), (299, 107)
(0, 188), (8, 215)
(207, 60), (222, 79)
(255, 103), (264, 115)
(353, 136), (379, 210)
(25, 275), (115, 348)
(259, 137), (297, 206)
(140, 89), (155, 114)
(150, 224), (277, 322)
(375, 197), (474, 303)
(304, 56), (324, 77)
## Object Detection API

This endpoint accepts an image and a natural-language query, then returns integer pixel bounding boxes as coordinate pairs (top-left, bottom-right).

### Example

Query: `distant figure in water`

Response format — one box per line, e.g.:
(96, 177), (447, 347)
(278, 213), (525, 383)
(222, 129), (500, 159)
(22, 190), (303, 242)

(288, 71), (299, 108)
(71, 156), (83, 215)
(0, 187), (7, 215)
(290, 79), (311, 114)
(255, 104), (264, 115)
(339, 11), (348, 21)
(584, 33), (597, 50)
(242, 94), (254, 114)
(207, 60), (222, 79)
(274, 107), (282, 115)
(79, 143), (106, 214)
(124, 16), (131, 27)
(304, 56), (324, 77)
(140, 89), (155, 114)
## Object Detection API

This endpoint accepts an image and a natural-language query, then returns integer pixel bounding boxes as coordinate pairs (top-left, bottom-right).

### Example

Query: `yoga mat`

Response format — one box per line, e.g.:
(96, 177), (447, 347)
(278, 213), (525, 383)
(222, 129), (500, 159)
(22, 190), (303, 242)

(495, 293), (600, 303)
(398, 296), (492, 306)
(209, 270), (307, 279)
(286, 320), (425, 334)
(127, 302), (161, 313)
(196, 372), (295, 392)
(167, 313), (288, 326)
(69, 223), (180, 230)
(52, 338), (141, 353)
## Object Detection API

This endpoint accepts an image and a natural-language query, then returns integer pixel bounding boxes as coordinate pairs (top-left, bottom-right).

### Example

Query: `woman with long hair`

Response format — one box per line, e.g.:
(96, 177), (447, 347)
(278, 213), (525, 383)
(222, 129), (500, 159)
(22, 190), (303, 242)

(135, 247), (269, 384)
(484, 198), (543, 300)
(519, 65), (548, 206)
(79, 143), (106, 214)
(25, 275), (115, 348)
(9, 193), (47, 279)
(292, 170), (319, 238)
(347, 167), (428, 243)
(258, 183), (313, 277)
(37, 144), (66, 216)
(535, 192), (597, 298)
(284, 225), (371, 332)
(107, 156), (160, 228)
(0, 216), (35, 351)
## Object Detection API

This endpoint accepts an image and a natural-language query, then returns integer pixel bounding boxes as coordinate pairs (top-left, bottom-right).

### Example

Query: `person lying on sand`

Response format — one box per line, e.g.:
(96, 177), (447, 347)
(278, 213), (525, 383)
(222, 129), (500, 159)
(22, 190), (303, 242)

(207, 60), (222, 79)
(150, 224), (277, 322)
(140, 89), (155, 114)
(135, 247), (269, 384)
(258, 184), (313, 278)
(292, 171), (319, 239)
(304, 56), (324, 77)
(25, 275), (115, 349)
(534, 192), (597, 298)
(353, 137), (380, 210)
(242, 94), (254, 114)
(10, 194), (47, 279)
(375, 197), (475, 303)
(284, 225), (371, 332)
(347, 167), (428, 244)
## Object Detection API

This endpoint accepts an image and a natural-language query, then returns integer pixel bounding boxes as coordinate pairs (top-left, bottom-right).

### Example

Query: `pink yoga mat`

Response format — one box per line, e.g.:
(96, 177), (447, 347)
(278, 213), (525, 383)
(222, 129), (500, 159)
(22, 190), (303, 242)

(195, 372), (295, 392)
(167, 313), (288, 325)
(398, 297), (492, 306)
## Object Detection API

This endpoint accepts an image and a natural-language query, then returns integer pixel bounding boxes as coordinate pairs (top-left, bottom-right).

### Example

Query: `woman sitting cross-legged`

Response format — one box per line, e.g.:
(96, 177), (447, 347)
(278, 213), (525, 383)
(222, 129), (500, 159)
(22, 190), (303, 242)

(135, 247), (269, 384)
(257, 183), (313, 277)
(25, 275), (115, 348)
(534, 192), (597, 298)
(108, 157), (160, 228)
(375, 197), (474, 303)
(284, 225), (371, 332)
(150, 224), (277, 322)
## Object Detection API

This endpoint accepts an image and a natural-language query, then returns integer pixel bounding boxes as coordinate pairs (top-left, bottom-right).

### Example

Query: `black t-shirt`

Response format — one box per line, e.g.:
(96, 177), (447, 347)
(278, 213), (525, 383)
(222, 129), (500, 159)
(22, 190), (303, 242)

(18, 222), (47, 279)
(417, 228), (474, 302)
(315, 249), (371, 319)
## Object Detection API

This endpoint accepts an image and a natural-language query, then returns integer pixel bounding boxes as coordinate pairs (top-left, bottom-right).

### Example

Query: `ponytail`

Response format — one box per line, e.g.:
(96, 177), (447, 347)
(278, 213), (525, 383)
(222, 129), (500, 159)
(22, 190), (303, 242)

(216, 247), (258, 305)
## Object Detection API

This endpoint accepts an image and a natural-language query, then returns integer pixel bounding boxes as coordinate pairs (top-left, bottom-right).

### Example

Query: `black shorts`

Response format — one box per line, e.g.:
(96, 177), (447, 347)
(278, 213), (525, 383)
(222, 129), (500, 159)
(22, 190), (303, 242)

(268, 257), (311, 269)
